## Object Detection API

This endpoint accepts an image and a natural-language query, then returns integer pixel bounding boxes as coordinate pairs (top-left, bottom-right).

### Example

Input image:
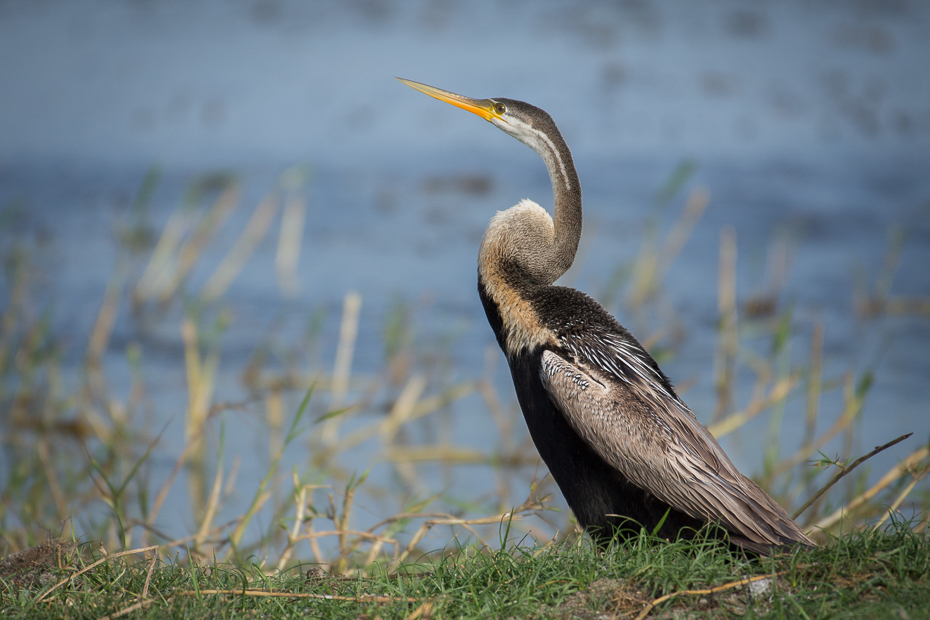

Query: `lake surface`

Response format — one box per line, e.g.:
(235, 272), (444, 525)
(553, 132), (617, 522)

(1, 0), (928, 549)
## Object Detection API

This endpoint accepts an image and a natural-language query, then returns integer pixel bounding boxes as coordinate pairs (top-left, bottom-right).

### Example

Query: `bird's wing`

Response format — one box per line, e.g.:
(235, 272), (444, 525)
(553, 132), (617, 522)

(539, 344), (811, 547)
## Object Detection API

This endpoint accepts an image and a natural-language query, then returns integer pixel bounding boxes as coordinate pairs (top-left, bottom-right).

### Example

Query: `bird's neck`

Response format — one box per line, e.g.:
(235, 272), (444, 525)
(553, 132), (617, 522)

(475, 125), (582, 358)
(535, 125), (582, 280)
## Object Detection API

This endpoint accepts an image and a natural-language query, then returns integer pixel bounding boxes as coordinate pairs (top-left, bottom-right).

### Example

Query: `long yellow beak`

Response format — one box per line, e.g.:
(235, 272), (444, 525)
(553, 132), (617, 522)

(397, 78), (502, 122)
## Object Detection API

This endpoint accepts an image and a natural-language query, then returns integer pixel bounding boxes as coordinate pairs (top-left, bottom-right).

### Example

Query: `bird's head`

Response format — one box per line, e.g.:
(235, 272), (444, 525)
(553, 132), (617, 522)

(397, 78), (559, 156)
(397, 78), (580, 283)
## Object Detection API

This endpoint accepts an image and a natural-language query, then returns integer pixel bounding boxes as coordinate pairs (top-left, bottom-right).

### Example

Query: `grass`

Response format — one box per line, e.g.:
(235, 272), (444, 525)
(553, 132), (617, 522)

(4, 521), (930, 618)
(1, 163), (929, 618)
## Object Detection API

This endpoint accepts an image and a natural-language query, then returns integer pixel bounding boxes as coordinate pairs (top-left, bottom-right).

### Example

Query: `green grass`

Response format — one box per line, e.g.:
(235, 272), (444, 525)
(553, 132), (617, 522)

(2, 522), (929, 619)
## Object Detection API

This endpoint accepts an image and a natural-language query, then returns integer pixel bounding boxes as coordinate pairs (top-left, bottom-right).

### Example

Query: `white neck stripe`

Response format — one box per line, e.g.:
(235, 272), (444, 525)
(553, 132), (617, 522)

(532, 125), (572, 194)
(507, 117), (572, 193)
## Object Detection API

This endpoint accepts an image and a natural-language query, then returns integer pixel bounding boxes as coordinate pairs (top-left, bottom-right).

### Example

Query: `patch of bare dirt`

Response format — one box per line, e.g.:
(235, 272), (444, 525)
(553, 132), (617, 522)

(0, 539), (79, 588)
(555, 577), (650, 619)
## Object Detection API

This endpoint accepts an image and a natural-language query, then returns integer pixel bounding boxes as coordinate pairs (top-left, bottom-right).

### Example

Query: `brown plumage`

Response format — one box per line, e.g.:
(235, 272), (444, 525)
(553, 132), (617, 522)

(399, 78), (814, 555)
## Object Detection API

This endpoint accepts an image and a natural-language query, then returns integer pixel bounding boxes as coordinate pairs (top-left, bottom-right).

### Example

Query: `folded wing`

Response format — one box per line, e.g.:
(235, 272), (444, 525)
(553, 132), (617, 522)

(540, 338), (813, 551)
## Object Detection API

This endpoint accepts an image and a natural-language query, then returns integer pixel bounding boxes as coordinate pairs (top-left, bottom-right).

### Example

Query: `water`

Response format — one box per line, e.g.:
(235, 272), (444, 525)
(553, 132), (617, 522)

(1, 0), (929, 549)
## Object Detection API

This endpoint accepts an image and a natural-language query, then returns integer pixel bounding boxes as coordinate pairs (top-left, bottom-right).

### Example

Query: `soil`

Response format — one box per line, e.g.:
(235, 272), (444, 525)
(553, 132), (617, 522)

(0, 539), (79, 588)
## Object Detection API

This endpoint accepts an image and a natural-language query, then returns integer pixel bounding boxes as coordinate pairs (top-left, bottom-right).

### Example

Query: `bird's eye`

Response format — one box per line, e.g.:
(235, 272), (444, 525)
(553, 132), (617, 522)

(495, 103), (506, 115)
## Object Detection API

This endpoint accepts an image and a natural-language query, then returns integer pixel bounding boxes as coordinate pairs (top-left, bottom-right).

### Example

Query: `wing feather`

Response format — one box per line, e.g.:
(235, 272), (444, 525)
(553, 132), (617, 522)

(540, 344), (812, 548)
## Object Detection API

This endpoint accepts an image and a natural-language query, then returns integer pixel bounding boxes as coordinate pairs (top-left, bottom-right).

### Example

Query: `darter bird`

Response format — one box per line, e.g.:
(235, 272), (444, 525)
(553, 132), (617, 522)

(398, 78), (814, 555)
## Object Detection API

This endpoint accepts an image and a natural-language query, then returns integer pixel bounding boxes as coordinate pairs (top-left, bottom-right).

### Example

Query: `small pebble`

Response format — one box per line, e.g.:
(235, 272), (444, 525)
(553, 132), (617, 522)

(748, 577), (772, 599)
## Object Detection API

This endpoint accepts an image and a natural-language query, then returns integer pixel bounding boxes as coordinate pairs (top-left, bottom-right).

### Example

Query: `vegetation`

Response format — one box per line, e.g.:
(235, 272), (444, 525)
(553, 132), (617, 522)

(1, 164), (928, 618)
(4, 523), (930, 618)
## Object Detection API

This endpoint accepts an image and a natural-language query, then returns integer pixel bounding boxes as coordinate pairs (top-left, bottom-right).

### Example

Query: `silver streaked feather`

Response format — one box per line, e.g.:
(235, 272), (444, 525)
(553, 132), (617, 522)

(540, 335), (813, 549)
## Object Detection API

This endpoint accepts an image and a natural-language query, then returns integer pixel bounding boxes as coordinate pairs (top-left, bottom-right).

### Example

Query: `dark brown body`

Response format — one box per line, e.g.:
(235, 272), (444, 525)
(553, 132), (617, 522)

(480, 275), (812, 554)
(481, 278), (707, 545)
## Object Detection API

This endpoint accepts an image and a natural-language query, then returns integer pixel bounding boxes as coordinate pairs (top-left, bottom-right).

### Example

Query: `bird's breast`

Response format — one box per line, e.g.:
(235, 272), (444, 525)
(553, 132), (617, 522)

(478, 271), (558, 359)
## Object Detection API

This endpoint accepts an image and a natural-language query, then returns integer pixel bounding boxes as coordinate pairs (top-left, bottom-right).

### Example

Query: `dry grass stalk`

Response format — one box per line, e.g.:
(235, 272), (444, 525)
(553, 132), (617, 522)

(659, 186), (709, 277)
(134, 182), (240, 306)
(134, 206), (195, 303)
(87, 269), (124, 364)
(140, 549), (157, 599)
(381, 445), (491, 464)
(166, 184), (241, 302)
(297, 530), (399, 562)
(882, 297), (930, 316)
(97, 598), (160, 620)
(175, 589), (418, 603)
(332, 380), (474, 456)
(193, 448), (224, 550)
(792, 433), (912, 520)
(181, 317), (220, 523)
(363, 526), (397, 567)
(382, 374), (428, 443)
(333, 479), (361, 573)
(98, 587), (420, 620)
(201, 191), (280, 301)
(275, 192), (306, 297)
(182, 318), (219, 443)
(872, 466), (929, 531)
(322, 291), (363, 444)
(36, 439), (68, 519)
(35, 545), (159, 604)
(389, 500), (544, 571)
(708, 374), (798, 439)
(633, 572), (785, 620)
(266, 388), (284, 464)
(332, 291), (363, 407)
(275, 478), (310, 573)
(408, 382), (476, 421)
(406, 601), (434, 620)
(135, 516), (238, 556)
(805, 322), (824, 450)
(305, 516), (325, 565)
(815, 445), (930, 531)
(80, 408), (117, 447)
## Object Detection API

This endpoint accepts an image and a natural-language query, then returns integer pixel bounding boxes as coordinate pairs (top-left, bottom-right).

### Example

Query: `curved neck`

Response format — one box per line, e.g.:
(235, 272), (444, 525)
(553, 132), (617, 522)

(528, 121), (582, 282)
(546, 131), (582, 277)
(476, 114), (582, 355)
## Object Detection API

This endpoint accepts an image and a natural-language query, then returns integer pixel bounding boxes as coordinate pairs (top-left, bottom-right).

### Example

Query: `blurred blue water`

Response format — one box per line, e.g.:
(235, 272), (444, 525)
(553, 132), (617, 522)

(1, 0), (928, 548)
